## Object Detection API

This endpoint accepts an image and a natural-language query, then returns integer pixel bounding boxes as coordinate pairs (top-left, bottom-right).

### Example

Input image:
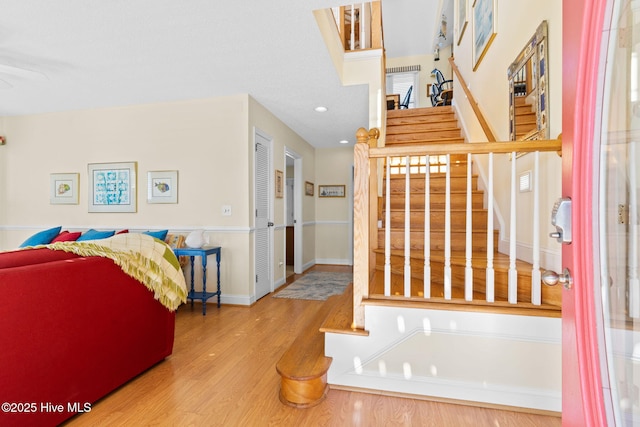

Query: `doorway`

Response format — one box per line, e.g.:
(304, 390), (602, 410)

(254, 129), (273, 301)
(285, 155), (295, 279)
(285, 147), (303, 275)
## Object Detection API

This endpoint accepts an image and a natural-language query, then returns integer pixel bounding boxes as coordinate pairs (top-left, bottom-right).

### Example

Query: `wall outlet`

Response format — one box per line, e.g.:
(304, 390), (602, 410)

(222, 205), (232, 216)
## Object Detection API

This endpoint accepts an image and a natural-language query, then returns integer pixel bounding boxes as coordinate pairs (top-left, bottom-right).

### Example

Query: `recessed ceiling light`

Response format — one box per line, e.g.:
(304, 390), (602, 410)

(339, 140), (349, 144)
(314, 106), (328, 113)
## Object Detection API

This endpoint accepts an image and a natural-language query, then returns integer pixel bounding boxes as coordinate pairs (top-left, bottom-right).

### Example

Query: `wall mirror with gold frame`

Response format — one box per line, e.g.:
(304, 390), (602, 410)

(508, 21), (549, 141)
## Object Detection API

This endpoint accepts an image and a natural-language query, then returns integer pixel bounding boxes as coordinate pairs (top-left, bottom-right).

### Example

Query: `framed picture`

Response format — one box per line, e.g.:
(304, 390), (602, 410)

(147, 170), (178, 204)
(50, 173), (79, 205)
(456, 0), (469, 46)
(472, 0), (497, 71)
(319, 185), (345, 198)
(305, 181), (314, 196)
(275, 170), (283, 198)
(88, 161), (137, 213)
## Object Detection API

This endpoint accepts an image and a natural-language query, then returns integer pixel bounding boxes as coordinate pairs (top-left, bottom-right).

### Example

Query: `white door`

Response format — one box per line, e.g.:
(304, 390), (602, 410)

(254, 131), (272, 300)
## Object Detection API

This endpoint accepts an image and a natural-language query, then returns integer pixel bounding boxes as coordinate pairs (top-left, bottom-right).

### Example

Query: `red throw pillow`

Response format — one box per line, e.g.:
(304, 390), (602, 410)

(51, 231), (82, 243)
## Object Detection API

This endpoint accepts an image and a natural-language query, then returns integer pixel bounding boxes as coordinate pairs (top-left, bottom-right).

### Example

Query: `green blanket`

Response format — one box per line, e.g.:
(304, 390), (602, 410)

(39, 233), (187, 311)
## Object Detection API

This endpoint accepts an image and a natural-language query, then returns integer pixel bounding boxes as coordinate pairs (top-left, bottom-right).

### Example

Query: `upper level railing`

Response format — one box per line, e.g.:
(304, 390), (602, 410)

(331, 3), (382, 52)
(351, 128), (562, 329)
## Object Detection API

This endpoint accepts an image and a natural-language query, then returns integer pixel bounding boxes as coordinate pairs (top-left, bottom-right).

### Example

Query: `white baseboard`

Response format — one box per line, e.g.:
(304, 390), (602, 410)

(315, 258), (352, 266)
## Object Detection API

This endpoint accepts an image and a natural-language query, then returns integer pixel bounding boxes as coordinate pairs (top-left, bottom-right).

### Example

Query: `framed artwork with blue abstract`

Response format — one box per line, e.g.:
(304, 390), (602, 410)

(147, 170), (178, 204)
(88, 161), (137, 212)
(472, 0), (497, 71)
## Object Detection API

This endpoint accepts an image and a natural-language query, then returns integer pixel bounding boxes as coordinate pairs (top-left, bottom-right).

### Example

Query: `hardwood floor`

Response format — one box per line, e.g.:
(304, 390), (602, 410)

(64, 266), (561, 426)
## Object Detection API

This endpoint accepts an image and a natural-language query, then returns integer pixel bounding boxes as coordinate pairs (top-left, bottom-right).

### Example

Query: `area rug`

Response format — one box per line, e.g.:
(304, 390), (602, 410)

(274, 271), (352, 301)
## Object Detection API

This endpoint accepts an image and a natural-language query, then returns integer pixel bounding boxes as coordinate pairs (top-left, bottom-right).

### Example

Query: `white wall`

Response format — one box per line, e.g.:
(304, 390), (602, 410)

(452, 0), (563, 270)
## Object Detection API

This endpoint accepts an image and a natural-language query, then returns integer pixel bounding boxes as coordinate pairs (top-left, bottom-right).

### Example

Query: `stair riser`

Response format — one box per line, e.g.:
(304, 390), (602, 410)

(377, 230), (498, 252)
(386, 137), (465, 146)
(387, 121), (459, 133)
(387, 106), (454, 119)
(388, 176), (479, 192)
(372, 265), (560, 306)
(384, 193), (484, 210)
(372, 270), (539, 303)
(382, 210), (489, 229)
(386, 130), (462, 143)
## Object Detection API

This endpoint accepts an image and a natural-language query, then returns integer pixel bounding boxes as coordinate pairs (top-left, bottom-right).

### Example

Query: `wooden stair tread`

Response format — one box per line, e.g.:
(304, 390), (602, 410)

(363, 296), (562, 318)
(372, 248), (535, 270)
(276, 301), (333, 381)
(319, 284), (368, 336)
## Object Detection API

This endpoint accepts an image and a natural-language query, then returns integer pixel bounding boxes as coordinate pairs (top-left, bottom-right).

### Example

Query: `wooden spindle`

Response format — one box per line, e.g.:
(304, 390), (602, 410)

(486, 153), (495, 302)
(508, 152), (518, 304)
(424, 155), (431, 299)
(384, 156), (391, 296)
(444, 154), (452, 300)
(404, 156), (411, 297)
(465, 153), (473, 301)
(531, 151), (542, 305)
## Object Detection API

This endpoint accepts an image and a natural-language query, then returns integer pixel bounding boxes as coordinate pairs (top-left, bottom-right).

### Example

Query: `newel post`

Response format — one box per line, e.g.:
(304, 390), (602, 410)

(352, 127), (376, 329)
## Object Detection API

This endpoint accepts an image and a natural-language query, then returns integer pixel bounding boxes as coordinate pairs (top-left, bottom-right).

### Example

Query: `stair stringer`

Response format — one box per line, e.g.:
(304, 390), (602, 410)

(325, 304), (561, 412)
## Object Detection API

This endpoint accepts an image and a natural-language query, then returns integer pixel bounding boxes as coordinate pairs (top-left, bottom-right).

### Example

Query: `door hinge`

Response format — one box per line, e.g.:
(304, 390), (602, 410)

(256, 274), (258, 283)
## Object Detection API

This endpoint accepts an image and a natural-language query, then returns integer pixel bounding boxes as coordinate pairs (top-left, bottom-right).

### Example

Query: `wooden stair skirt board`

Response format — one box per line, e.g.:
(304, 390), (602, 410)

(276, 284), (364, 408)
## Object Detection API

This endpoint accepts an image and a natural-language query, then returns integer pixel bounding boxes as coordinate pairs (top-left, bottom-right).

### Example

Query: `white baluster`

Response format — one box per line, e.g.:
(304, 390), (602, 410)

(508, 152), (518, 304)
(384, 156), (391, 296)
(486, 153), (495, 302)
(465, 153), (473, 301)
(350, 5), (355, 51)
(424, 155), (431, 299)
(404, 156), (412, 297)
(360, 3), (366, 49)
(444, 154), (452, 300)
(531, 151), (541, 305)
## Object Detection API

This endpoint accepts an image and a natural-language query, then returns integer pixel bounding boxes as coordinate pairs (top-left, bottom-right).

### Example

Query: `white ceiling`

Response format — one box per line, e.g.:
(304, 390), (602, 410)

(0, 1), (448, 148)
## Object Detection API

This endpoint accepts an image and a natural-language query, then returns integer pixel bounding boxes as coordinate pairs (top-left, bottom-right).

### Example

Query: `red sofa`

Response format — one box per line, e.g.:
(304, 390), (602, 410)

(0, 248), (177, 426)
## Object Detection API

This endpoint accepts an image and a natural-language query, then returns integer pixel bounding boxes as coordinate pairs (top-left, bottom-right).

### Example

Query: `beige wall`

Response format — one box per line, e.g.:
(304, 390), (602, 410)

(315, 146), (354, 265)
(452, 0), (563, 270)
(247, 97), (317, 287)
(0, 95), (320, 305)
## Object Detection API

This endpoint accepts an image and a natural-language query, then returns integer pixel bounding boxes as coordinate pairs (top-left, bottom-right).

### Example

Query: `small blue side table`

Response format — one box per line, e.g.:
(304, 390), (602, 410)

(173, 246), (221, 315)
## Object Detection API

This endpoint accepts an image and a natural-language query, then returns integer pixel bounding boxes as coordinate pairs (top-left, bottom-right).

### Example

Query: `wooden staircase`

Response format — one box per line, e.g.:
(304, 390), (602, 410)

(373, 106), (561, 308)
(276, 106), (561, 409)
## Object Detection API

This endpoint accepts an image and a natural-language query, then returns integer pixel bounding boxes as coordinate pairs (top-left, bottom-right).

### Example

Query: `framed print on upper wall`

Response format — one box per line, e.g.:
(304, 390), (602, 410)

(472, 0), (497, 71)
(456, 0), (469, 46)
(88, 161), (137, 212)
(147, 170), (178, 204)
(50, 173), (79, 204)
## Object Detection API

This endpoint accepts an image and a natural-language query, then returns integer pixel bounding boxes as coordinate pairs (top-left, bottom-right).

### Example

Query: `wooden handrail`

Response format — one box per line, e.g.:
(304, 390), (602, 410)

(449, 57), (497, 142)
(369, 139), (561, 158)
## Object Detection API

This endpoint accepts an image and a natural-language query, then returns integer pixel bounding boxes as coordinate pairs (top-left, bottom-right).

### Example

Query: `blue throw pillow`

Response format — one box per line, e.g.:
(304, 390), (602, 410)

(19, 226), (63, 247)
(143, 229), (169, 241)
(76, 229), (115, 241)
